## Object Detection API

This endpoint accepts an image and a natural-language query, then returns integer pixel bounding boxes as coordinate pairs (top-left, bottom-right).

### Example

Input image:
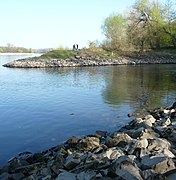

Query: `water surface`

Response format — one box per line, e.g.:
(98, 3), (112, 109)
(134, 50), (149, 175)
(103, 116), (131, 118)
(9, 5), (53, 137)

(0, 54), (176, 166)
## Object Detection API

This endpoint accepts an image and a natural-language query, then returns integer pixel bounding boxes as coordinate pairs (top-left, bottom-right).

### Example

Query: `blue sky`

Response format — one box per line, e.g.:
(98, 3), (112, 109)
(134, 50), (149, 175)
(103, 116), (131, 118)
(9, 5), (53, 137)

(0, 0), (172, 49)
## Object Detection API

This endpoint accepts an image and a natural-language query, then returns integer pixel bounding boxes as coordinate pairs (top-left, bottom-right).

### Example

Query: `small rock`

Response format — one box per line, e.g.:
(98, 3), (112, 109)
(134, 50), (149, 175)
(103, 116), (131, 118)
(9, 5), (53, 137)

(147, 138), (171, 151)
(161, 117), (171, 127)
(0, 172), (10, 180)
(77, 137), (100, 151)
(142, 169), (161, 179)
(108, 157), (143, 179)
(98, 148), (124, 160)
(8, 158), (30, 172)
(163, 169), (176, 180)
(138, 139), (149, 148)
(56, 171), (77, 180)
(66, 136), (80, 147)
(64, 154), (81, 170)
(145, 115), (156, 124)
(141, 156), (175, 173)
(105, 133), (133, 148)
(95, 130), (107, 138)
(76, 171), (97, 180)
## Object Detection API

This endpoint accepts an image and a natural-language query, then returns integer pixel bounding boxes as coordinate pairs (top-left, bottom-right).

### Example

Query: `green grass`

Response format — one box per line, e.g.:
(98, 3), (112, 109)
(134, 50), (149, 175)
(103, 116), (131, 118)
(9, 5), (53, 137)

(41, 50), (77, 59)
(40, 48), (176, 61)
(79, 48), (117, 59)
(40, 49), (117, 60)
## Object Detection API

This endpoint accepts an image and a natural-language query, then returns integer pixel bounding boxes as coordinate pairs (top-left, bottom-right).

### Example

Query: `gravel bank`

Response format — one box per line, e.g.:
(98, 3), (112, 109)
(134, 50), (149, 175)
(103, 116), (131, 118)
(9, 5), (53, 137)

(3, 54), (176, 68)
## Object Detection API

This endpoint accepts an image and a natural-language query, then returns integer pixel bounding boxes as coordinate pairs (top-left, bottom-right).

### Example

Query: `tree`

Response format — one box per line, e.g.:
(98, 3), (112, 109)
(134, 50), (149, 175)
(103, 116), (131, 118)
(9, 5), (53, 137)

(127, 0), (167, 50)
(162, 0), (176, 47)
(0, 47), (3, 53)
(101, 13), (128, 50)
(101, 0), (176, 51)
(87, 40), (100, 51)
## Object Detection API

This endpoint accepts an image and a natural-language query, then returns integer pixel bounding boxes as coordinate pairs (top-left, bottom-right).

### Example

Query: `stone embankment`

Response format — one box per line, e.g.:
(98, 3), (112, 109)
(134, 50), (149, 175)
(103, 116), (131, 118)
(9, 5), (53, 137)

(3, 54), (176, 68)
(1, 102), (176, 179)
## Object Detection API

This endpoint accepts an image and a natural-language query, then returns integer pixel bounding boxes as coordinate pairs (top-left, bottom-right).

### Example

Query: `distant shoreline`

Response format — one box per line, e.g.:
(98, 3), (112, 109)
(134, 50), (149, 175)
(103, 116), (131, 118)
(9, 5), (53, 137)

(0, 53), (42, 56)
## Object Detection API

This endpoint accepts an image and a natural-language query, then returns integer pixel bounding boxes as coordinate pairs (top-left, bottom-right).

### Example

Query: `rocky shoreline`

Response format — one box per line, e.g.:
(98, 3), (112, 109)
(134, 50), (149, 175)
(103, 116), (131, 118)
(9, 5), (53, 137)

(3, 54), (176, 68)
(1, 102), (176, 179)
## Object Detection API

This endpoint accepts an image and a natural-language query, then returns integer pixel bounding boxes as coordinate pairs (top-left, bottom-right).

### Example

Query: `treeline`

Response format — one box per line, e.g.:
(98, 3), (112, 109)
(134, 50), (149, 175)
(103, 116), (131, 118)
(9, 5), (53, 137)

(0, 46), (32, 53)
(101, 0), (176, 51)
(0, 45), (54, 53)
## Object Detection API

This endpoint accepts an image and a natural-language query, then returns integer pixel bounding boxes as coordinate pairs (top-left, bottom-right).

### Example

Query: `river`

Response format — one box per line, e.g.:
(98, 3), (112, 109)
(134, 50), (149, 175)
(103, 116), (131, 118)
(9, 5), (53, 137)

(0, 54), (176, 166)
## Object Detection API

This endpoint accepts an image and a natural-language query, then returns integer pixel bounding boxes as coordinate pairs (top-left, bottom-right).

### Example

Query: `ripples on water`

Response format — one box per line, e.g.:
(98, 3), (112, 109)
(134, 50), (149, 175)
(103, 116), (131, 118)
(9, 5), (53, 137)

(0, 54), (176, 166)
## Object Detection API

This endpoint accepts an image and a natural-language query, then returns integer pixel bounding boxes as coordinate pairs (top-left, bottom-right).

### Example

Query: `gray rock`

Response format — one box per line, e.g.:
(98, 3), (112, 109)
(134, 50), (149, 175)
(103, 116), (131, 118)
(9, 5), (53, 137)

(108, 157), (143, 180)
(140, 128), (159, 139)
(163, 169), (176, 180)
(155, 158), (175, 174)
(135, 138), (148, 149)
(76, 170), (97, 180)
(141, 156), (175, 173)
(23, 174), (37, 180)
(38, 167), (51, 177)
(8, 157), (30, 172)
(95, 130), (107, 138)
(106, 133), (133, 148)
(77, 137), (100, 151)
(105, 136), (117, 147)
(97, 147), (124, 160)
(142, 169), (164, 180)
(66, 136), (80, 147)
(145, 115), (156, 124)
(10, 173), (26, 180)
(0, 172), (11, 180)
(161, 117), (171, 127)
(41, 175), (52, 180)
(50, 161), (63, 175)
(147, 138), (171, 151)
(92, 144), (106, 154)
(131, 115), (156, 129)
(112, 133), (133, 142)
(114, 155), (137, 164)
(123, 127), (145, 139)
(64, 154), (81, 170)
(168, 130), (176, 143)
(56, 171), (77, 180)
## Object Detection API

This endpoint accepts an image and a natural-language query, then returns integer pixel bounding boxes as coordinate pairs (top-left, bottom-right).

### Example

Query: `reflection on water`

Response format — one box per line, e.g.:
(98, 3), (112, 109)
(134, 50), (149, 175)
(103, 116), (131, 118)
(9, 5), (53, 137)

(0, 54), (176, 166)
(103, 65), (176, 112)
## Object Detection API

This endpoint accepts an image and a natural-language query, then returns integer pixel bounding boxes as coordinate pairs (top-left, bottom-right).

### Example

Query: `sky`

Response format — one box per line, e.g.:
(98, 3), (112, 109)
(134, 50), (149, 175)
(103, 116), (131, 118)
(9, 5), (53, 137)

(0, 0), (173, 49)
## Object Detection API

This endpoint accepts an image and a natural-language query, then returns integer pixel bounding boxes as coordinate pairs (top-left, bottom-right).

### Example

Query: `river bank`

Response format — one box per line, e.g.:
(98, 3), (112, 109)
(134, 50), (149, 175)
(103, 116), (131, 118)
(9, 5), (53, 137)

(2, 49), (176, 68)
(1, 102), (176, 179)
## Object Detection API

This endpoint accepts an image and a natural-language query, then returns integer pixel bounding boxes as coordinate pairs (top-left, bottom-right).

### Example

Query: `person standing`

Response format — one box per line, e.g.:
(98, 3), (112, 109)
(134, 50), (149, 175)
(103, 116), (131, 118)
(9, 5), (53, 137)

(73, 44), (75, 50)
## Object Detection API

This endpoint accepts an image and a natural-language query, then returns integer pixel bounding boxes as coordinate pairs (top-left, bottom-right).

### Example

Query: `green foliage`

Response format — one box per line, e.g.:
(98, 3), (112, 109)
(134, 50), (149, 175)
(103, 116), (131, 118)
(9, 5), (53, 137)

(101, 0), (176, 51)
(41, 50), (77, 59)
(88, 40), (100, 49)
(101, 13), (128, 50)
(39, 48), (117, 61)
